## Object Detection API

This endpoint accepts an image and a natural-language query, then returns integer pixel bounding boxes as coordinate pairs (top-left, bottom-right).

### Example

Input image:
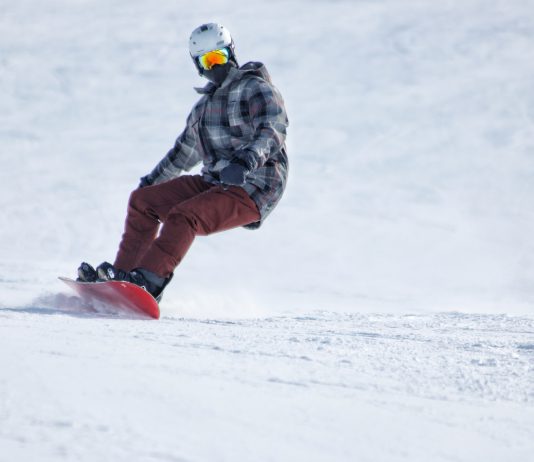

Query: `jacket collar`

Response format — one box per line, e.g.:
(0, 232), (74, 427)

(194, 65), (240, 95)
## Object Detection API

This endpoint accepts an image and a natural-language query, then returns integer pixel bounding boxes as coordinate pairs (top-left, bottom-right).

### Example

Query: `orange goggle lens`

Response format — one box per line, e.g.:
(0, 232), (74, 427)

(198, 48), (230, 71)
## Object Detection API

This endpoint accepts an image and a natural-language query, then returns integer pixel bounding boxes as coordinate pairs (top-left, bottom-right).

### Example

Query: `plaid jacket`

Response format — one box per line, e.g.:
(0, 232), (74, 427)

(146, 62), (289, 229)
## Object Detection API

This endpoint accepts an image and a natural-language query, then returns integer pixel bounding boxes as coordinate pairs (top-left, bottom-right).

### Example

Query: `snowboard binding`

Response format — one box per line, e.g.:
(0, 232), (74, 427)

(77, 261), (172, 303)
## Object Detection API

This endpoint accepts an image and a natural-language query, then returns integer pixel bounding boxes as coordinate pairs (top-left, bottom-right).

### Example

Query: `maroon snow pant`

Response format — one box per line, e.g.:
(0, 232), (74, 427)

(113, 175), (260, 278)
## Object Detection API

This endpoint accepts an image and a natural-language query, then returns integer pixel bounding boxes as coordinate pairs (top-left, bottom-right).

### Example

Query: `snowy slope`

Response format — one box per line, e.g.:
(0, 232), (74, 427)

(1, 0), (534, 314)
(1, 0), (534, 460)
(1, 309), (534, 462)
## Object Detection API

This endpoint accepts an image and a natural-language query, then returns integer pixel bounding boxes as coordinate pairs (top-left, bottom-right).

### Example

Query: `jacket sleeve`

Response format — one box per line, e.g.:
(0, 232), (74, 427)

(239, 79), (288, 170)
(146, 112), (202, 185)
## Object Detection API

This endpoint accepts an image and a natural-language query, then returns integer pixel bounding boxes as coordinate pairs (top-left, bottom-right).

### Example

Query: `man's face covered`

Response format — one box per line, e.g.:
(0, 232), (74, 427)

(202, 61), (233, 86)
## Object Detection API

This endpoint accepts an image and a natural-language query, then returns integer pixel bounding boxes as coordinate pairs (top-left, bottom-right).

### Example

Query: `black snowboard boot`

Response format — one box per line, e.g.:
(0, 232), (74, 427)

(128, 268), (173, 303)
(95, 262), (172, 302)
(96, 261), (127, 282)
(77, 262), (98, 282)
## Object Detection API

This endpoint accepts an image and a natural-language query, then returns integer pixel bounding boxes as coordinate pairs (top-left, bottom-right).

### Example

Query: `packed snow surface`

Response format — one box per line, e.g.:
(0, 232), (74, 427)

(1, 0), (534, 460)
(2, 309), (534, 461)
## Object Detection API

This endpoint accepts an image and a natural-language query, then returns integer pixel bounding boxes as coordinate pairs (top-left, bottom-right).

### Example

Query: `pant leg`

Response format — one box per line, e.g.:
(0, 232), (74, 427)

(137, 185), (260, 277)
(114, 175), (212, 272)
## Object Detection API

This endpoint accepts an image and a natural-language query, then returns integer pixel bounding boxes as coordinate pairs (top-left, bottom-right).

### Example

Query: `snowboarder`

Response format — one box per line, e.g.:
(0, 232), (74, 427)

(77, 23), (289, 302)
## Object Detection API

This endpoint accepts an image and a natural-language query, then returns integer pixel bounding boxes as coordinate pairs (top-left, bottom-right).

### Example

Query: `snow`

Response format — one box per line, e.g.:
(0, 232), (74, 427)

(2, 310), (534, 461)
(1, 0), (534, 460)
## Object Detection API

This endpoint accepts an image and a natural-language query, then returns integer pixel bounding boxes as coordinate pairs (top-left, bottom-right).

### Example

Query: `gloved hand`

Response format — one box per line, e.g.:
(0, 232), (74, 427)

(219, 149), (256, 186)
(138, 175), (153, 189)
(219, 161), (249, 186)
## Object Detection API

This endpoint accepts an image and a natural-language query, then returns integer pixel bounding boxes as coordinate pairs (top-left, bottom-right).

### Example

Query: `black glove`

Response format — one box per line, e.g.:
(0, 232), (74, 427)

(138, 175), (153, 189)
(219, 149), (256, 186)
(219, 161), (249, 186)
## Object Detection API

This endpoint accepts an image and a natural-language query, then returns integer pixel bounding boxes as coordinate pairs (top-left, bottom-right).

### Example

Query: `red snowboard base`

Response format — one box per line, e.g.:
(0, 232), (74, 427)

(59, 277), (160, 319)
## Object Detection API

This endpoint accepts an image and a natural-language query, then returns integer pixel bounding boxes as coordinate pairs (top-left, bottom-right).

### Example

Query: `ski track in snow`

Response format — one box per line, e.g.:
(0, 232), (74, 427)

(1, 307), (534, 461)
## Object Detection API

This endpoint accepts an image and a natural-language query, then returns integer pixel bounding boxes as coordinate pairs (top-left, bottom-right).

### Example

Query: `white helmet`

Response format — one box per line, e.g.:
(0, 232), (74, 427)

(189, 23), (233, 57)
(189, 23), (237, 73)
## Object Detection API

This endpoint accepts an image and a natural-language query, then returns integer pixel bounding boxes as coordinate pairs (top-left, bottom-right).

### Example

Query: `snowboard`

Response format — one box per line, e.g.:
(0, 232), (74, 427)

(59, 277), (160, 319)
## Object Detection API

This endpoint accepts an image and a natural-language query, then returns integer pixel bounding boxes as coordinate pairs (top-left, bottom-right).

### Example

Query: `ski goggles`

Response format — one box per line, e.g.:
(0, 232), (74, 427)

(197, 48), (230, 71)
